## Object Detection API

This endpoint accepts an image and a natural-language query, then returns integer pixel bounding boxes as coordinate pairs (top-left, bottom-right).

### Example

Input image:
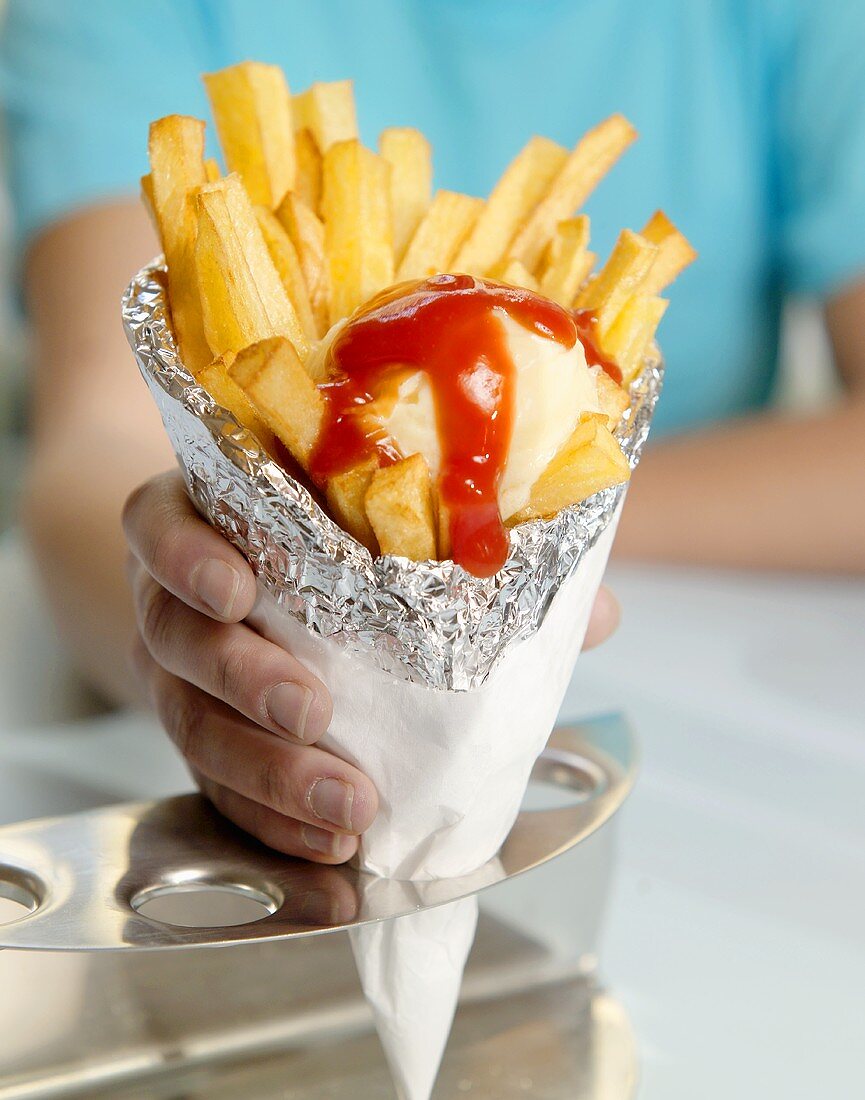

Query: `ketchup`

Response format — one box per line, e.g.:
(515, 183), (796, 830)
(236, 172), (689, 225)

(310, 274), (606, 577)
(572, 309), (623, 384)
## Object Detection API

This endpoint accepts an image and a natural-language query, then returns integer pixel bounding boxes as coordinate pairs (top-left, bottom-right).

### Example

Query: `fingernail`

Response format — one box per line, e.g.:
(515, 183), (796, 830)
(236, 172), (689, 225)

(191, 559), (240, 617)
(301, 824), (339, 856)
(265, 682), (314, 740)
(307, 778), (354, 831)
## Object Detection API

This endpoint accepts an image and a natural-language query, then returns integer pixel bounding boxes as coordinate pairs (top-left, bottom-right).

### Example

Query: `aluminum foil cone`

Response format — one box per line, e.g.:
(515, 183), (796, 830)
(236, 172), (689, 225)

(122, 261), (661, 1100)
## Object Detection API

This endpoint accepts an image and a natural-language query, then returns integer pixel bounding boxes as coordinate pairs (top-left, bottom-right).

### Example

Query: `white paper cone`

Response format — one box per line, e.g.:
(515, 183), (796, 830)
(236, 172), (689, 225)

(350, 897), (479, 1100)
(249, 505), (621, 1098)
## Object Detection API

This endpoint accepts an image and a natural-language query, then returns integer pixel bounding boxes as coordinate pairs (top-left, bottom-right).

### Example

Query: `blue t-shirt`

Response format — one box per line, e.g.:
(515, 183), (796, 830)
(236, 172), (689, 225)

(2, 0), (865, 434)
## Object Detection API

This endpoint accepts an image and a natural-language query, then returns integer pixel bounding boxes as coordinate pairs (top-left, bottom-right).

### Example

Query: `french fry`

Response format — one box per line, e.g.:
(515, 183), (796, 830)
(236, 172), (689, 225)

(198, 357), (280, 455)
(639, 210), (697, 295)
(574, 229), (658, 337)
(322, 139), (394, 324)
(148, 115), (211, 373)
(364, 453), (437, 561)
(140, 173), (156, 225)
(508, 417), (630, 525)
(204, 62), (295, 208)
(275, 191), (329, 336)
(594, 369), (630, 429)
(397, 190), (482, 282)
(509, 115), (637, 272)
(601, 294), (668, 384)
(293, 80), (358, 151)
(538, 216), (593, 306)
(254, 205), (318, 343)
(379, 127), (433, 263)
(493, 258), (539, 292)
(194, 175), (309, 360)
(229, 336), (324, 466)
(326, 457), (380, 553)
(453, 136), (568, 276)
(294, 127), (323, 213)
(204, 158), (221, 183)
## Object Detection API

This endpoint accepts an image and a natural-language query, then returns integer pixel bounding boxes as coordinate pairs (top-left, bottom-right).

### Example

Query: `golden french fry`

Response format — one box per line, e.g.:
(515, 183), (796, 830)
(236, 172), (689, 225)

(140, 173), (156, 225)
(204, 62), (295, 207)
(509, 115), (637, 272)
(493, 258), (538, 292)
(454, 136), (568, 276)
(364, 453), (437, 561)
(379, 127), (433, 263)
(538, 216), (593, 306)
(194, 175), (309, 360)
(601, 294), (668, 384)
(575, 229), (658, 337)
(148, 115), (211, 373)
(325, 457), (380, 553)
(594, 369), (630, 429)
(294, 127), (322, 213)
(397, 190), (483, 282)
(509, 418), (630, 525)
(254, 205), (318, 343)
(639, 210), (697, 294)
(229, 336), (324, 466)
(293, 80), (358, 151)
(322, 140), (394, 324)
(198, 357), (280, 455)
(275, 191), (329, 337)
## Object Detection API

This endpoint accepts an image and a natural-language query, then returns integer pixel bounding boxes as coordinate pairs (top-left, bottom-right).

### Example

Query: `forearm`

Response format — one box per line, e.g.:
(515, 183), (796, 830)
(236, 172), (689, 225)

(23, 424), (173, 705)
(614, 396), (865, 573)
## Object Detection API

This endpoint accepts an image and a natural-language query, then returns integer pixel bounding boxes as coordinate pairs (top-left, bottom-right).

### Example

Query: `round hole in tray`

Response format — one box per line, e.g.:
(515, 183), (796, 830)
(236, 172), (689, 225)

(0, 866), (44, 925)
(522, 749), (608, 811)
(131, 879), (281, 928)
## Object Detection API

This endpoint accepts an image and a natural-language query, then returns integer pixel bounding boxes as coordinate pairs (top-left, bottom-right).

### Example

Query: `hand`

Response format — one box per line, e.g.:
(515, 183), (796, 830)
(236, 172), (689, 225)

(123, 470), (378, 864)
(583, 584), (620, 650)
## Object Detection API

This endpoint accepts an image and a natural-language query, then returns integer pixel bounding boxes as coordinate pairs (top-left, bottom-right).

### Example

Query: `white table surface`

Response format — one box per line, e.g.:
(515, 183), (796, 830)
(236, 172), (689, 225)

(1, 532), (863, 1099)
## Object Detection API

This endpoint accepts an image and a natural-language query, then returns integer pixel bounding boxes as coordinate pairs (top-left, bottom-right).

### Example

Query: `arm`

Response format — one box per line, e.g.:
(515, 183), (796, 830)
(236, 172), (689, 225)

(614, 279), (865, 574)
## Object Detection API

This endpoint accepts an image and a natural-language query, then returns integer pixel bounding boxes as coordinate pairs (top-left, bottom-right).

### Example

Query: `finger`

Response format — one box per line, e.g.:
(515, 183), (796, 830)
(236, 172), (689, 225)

(582, 585), (620, 650)
(123, 469), (257, 623)
(132, 572), (331, 743)
(145, 663), (377, 835)
(193, 770), (362, 874)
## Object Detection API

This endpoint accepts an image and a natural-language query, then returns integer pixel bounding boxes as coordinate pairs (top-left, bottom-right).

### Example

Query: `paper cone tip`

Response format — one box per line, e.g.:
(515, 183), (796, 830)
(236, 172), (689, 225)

(350, 897), (479, 1100)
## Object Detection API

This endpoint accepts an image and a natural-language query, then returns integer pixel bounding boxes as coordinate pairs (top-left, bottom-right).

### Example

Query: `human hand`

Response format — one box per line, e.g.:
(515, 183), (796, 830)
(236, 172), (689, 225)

(123, 470), (378, 864)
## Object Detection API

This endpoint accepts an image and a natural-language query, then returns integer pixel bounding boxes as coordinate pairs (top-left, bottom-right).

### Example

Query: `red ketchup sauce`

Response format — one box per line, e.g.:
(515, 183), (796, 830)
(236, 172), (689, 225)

(310, 274), (608, 577)
(572, 309), (623, 385)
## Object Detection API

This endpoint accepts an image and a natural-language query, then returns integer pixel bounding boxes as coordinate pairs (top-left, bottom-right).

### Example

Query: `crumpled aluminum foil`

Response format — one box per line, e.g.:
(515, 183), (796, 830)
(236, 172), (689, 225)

(122, 261), (662, 692)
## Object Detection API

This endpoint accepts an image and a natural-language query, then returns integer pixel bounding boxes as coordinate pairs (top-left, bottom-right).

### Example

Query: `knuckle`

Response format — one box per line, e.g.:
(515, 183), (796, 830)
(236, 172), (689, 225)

(213, 640), (256, 710)
(121, 479), (151, 534)
(161, 687), (207, 766)
(139, 583), (176, 656)
(147, 520), (186, 584)
(259, 754), (290, 814)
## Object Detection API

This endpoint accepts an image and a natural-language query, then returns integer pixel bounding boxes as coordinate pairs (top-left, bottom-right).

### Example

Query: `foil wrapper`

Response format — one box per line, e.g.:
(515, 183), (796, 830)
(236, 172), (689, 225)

(121, 261), (662, 693)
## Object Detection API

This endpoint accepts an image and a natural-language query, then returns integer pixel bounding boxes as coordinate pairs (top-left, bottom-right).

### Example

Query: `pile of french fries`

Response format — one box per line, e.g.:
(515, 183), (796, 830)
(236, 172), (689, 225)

(143, 62), (695, 564)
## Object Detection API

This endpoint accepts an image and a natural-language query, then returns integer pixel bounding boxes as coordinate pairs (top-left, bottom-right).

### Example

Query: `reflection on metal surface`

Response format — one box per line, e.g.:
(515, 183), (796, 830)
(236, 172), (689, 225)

(0, 915), (637, 1099)
(0, 716), (635, 952)
(0, 866), (43, 925)
(130, 882), (280, 928)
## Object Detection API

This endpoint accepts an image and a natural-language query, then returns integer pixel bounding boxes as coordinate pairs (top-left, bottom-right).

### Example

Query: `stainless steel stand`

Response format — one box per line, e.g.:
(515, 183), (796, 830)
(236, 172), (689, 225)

(0, 715), (638, 1098)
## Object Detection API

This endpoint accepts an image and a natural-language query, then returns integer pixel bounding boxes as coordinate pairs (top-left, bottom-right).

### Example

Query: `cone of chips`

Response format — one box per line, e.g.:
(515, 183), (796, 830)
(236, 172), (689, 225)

(125, 64), (693, 1100)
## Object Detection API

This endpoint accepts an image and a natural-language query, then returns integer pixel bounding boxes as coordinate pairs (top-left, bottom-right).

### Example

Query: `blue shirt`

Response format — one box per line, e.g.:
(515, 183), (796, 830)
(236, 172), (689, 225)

(2, 0), (865, 434)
